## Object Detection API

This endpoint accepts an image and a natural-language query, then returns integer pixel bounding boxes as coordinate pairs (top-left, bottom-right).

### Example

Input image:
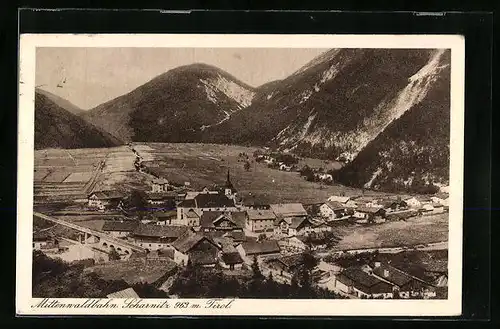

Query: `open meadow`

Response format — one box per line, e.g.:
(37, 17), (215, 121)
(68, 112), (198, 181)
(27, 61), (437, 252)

(133, 142), (384, 204)
(328, 213), (449, 251)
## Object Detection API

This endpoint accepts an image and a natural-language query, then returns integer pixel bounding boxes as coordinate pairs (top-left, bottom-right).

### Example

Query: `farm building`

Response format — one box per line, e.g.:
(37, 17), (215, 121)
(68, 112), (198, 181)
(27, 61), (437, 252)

(220, 252), (244, 270)
(353, 207), (386, 223)
(319, 201), (351, 221)
(327, 195), (354, 205)
(199, 211), (246, 233)
(334, 266), (394, 299)
(353, 196), (381, 208)
(264, 254), (304, 284)
(171, 232), (222, 267)
(369, 262), (436, 299)
(380, 200), (408, 213)
(102, 220), (139, 238)
(277, 236), (308, 253)
(87, 190), (125, 210)
(222, 231), (247, 246)
(404, 197), (422, 208)
(145, 191), (177, 206)
(132, 224), (193, 252)
(236, 240), (281, 264)
(245, 209), (276, 234)
(270, 203), (308, 219)
(274, 216), (313, 237)
(153, 210), (177, 225)
(33, 231), (57, 250)
(151, 178), (169, 193)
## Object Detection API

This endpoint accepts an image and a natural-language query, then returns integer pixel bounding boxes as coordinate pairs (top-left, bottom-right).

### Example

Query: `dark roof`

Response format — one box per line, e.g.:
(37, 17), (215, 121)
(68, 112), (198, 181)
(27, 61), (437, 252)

(152, 178), (169, 185)
(247, 209), (276, 220)
(154, 210), (177, 219)
(200, 211), (225, 229)
(290, 217), (309, 229)
(338, 267), (393, 294)
(277, 254), (304, 269)
(172, 232), (220, 254)
(146, 192), (177, 200)
(33, 231), (52, 241)
(225, 231), (246, 242)
(194, 193), (235, 208)
(189, 250), (218, 265)
(356, 206), (385, 214)
(240, 240), (281, 255)
(270, 203), (308, 217)
(221, 252), (244, 265)
(274, 216), (310, 229)
(372, 263), (414, 287)
(185, 209), (200, 218)
(178, 199), (196, 208)
(132, 224), (190, 239)
(102, 220), (139, 232)
(324, 201), (346, 211)
(89, 190), (124, 200)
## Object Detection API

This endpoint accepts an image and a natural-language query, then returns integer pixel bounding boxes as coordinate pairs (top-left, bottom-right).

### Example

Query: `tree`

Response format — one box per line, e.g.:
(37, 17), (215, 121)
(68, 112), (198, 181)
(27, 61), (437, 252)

(244, 161), (251, 171)
(108, 247), (121, 261)
(124, 189), (148, 212)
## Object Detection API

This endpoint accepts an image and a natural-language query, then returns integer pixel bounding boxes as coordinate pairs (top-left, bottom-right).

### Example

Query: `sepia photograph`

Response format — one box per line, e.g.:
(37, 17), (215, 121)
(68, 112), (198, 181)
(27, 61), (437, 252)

(17, 34), (464, 316)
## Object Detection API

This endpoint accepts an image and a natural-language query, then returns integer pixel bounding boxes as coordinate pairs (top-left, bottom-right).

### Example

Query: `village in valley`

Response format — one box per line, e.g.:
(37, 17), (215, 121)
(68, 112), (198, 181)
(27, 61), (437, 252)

(33, 144), (449, 300)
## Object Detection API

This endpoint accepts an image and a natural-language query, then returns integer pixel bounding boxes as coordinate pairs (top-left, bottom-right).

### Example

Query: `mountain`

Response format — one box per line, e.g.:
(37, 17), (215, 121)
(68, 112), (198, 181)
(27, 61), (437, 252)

(333, 56), (451, 193)
(82, 63), (256, 142)
(35, 88), (84, 116)
(204, 49), (449, 163)
(34, 91), (121, 150)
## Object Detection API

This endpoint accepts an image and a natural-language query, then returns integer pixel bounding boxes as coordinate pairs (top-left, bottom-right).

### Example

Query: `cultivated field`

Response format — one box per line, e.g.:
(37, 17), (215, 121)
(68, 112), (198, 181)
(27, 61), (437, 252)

(34, 146), (137, 203)
(133, 142), (384, 204)
(329, 213), (449, 251)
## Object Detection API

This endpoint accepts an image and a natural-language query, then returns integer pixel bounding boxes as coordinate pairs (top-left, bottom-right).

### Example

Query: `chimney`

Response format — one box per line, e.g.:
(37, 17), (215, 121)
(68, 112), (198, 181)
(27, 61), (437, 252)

(374, 261), (381, 268)
(383, 269), (390, 278)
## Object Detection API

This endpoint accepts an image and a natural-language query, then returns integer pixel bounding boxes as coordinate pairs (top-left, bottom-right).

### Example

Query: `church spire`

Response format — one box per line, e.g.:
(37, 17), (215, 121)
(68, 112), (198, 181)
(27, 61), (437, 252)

(225, 168), (234, 189)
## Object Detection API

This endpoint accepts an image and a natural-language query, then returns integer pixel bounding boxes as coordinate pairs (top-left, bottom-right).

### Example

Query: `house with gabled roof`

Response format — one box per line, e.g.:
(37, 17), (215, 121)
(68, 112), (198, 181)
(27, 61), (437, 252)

(319, 201), (352, 221)
(199, 211), (246, 233)
(369, 262), (436, 299)
(246, 209), (276, 234)
(327, 195), (357, 207)
(270, 203), (308, 218)
(274, 216), (312, 237)
(236, 240), (281, 264)
(171, 231), (222, 267)
(353, 207), (386, 223)
(334, 266), (394, 299)
(151, 178), (169, 193)
(102, 219), (139, 237)
(88, 190), (125, 210)
(220, 252), (244, 270)
(132, 224), (193, 252)
(264, 253), (304, 284)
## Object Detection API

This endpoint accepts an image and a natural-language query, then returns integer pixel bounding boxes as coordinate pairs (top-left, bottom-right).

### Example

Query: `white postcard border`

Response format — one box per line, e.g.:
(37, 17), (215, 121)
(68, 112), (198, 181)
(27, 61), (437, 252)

(17, 34), (465, 316)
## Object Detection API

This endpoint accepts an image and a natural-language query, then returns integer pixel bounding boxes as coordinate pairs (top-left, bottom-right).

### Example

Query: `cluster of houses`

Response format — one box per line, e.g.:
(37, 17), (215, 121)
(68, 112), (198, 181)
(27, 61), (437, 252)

(80, 169), (449, 298)
(319, 194), (449, 224)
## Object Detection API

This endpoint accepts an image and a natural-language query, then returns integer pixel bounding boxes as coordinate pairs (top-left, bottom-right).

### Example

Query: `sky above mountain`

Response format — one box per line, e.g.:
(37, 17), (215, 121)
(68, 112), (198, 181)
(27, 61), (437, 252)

(35, 47), (327, 110)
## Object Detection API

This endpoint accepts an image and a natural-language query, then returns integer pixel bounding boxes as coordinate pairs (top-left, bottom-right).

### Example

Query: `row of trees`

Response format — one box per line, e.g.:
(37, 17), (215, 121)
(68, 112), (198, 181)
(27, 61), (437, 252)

(170, 253), (346, 299)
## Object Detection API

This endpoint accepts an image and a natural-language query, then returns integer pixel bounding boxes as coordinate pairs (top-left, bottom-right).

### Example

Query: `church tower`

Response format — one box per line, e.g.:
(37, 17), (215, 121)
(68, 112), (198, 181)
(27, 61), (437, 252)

(224, 169), (236, 199)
